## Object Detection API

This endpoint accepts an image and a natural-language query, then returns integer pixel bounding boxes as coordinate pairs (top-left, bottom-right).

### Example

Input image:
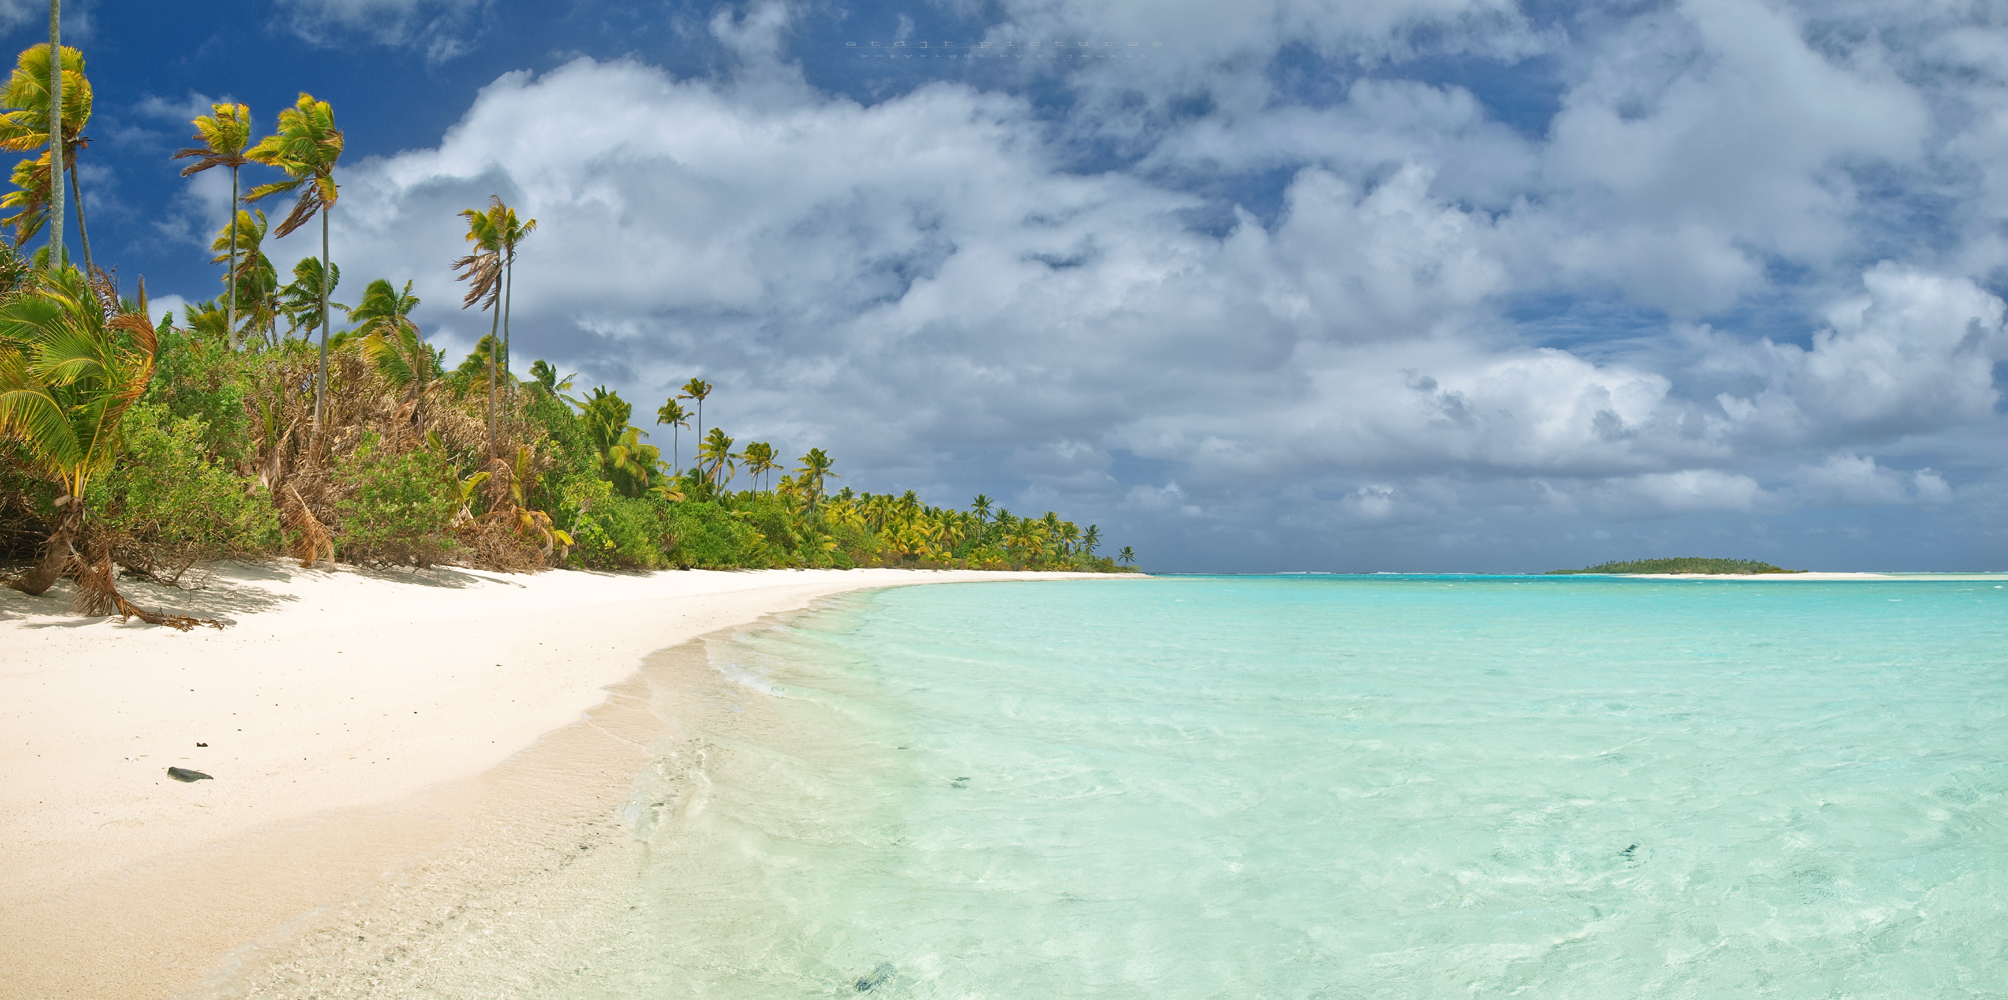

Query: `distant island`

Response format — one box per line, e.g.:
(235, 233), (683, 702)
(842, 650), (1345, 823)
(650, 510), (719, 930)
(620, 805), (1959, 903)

(1546, 558), (1806, 575)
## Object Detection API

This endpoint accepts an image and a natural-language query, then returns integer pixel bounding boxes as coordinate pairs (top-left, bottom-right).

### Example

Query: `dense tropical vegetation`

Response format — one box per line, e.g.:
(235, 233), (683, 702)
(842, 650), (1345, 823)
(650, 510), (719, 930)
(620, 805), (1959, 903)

(1547, 558), (1803, 575)
(0, 27), (1133, 626)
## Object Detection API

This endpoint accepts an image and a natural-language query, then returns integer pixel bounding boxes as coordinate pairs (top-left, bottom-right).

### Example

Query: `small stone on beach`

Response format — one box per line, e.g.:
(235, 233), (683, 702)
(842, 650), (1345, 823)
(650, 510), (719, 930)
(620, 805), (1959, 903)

(166, 767), (212, 782)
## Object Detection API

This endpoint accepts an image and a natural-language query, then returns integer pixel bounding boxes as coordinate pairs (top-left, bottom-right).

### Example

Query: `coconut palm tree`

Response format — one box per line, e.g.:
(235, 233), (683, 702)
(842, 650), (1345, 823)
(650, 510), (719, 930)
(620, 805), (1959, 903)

(350, 278), (429, 402)
(0, 267), (152, 597)
(173, 103), (254, 339)
(247, 92), (343, 448)
(209, 208), (278, 345)
(970, 493), (992, 521)
(796, 447), (836, 510)
(1116, 545), (1136, 568)
(43, 2), (59, 263)
(454, 197), (504, 455)
(579, 386), (660, 497)
(1081, 523), (1100, 556)
(0, 41), (92, 270)
(741, 440), (776, 490)
(678, 377), (711, 446)
(277, 256), (342, 339)
(698, 426), (736, 490)
(655, 397), (689, 473)
(497, 201), (533, 400)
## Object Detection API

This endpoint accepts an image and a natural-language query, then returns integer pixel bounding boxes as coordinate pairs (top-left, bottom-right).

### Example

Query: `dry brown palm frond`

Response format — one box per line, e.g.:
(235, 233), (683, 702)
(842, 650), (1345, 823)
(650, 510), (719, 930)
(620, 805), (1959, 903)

(279, 481), (334, 568)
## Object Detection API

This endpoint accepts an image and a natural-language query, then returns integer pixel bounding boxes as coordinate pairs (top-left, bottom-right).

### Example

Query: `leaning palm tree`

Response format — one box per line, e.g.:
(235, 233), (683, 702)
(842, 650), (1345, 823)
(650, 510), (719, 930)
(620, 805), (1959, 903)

(454, 197), (504, 455)
(678, 377), (712, 447)
(0, 267), (206, 627)
(0, 41), (91, 269)
(655, 397), (689, 473)
(173, 103), (254, 341)
(247, 92), (342, 448)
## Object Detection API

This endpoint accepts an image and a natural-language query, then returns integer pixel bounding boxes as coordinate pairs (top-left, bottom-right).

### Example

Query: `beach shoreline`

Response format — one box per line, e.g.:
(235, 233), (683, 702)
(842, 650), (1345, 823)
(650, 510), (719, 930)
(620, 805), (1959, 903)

(0, 562), (1139, 999)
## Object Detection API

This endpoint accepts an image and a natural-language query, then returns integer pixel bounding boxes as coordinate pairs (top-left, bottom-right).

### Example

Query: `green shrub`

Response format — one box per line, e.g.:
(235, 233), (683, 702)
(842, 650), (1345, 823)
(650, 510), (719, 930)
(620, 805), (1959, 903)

(332, 435), (458, 567)
(556, 474), (665, 570)
(144, 324), (252, 463)
(664, 500), (768, 568)
(89, 403), (282, 582)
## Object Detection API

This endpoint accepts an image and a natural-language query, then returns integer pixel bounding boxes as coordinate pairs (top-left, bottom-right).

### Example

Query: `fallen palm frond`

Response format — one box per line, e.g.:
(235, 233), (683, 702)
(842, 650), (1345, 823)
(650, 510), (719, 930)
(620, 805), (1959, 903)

(278, 480), (333, 567)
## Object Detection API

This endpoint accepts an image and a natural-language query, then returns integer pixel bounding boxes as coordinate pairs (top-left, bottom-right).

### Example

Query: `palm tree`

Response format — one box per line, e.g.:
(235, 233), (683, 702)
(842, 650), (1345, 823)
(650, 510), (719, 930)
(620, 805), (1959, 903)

(796, 447), (836, 510)
(678, 377), (712, 446)
(1117, 545), (1136, 568)
(742, 440), (776, 490)
(209, 208), (278, 345)
(0, 41), (92, 270)
(278, 256), (342, 339)
(454, 197), (504, 455)
(655, 397), (689, 473)
(579, 386), (659, 497)
(698, 426), (736, 490)
(173, 103), (253, 339)
(497, 201), (534, 401)
(350, 278), (429, 402)
(247, 92), (343, 448)
(0, 267), (148, 594)
(970, 493), (992, 521)
(44, 2), (59, 264)
(1081, 523), (1100, 556)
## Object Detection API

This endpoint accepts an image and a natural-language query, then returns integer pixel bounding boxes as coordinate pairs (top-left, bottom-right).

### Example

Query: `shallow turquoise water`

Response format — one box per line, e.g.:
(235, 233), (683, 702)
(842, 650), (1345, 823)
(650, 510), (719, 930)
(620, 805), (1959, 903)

(626, 576), (2008, 998)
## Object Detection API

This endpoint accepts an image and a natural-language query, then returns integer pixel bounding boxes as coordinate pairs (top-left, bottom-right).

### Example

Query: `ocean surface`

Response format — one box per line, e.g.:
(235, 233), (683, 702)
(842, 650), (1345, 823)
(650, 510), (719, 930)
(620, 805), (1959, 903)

(594, 574), (2008, 999)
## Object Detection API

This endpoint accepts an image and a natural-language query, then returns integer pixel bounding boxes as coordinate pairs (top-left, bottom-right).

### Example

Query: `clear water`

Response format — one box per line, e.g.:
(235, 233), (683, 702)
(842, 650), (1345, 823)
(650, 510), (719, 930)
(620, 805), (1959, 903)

(621, 575), (2008, 998)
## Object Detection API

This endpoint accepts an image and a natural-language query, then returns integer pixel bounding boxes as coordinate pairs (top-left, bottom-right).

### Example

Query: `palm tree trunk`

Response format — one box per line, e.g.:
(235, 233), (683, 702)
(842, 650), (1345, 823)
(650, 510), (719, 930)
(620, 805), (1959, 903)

(46, 0), (61, 268)
(66, 160), (91, 277)
(227, 164), (238, 343)
(312, 206), (330, 451)
(501, 247), (514, 408)
(485, 300), (499, 458)
(10, 493), (80, 596)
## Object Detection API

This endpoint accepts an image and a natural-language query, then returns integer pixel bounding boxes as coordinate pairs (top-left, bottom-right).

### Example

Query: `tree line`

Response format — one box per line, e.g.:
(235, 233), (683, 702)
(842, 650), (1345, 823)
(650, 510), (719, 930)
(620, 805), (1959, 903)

(0, 26), (1136, 627)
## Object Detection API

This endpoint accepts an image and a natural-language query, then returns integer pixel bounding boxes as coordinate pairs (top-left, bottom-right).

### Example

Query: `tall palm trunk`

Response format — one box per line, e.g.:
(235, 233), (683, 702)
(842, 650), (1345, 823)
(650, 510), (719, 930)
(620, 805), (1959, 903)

(46, 0), (60, 267)
(485, 299), (499, 457)
(66, 161), (90, 277)
(226, 164), (238, 341)
(11, 493), (80, 596)
(501, 246), (514, 407)
(312, 206), (329, 450)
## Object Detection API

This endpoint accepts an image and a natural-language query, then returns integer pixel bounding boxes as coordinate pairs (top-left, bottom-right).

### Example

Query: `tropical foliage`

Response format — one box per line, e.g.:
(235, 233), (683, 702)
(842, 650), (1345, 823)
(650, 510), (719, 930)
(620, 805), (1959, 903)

(0, 35), (1136, 628)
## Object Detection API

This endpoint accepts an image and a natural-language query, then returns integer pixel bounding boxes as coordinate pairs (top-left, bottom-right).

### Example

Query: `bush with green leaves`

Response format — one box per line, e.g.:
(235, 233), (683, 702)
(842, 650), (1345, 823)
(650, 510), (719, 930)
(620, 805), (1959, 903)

(664, 499), (770, 569)
(555, 474), (666, 570)
(331, 435), (459, 567)
(89, 403), (282, 582)
(143, 323), (252, 463)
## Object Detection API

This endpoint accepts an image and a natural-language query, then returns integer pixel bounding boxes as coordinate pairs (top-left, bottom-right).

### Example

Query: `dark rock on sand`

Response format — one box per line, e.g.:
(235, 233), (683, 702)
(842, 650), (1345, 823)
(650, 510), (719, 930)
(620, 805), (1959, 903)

(167, 767), (212, 782)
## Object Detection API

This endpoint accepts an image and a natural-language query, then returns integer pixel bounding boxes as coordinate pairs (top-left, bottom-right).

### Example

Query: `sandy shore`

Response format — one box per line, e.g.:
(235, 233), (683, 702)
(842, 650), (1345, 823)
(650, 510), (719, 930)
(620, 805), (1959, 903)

(0, 562), (1133, 999)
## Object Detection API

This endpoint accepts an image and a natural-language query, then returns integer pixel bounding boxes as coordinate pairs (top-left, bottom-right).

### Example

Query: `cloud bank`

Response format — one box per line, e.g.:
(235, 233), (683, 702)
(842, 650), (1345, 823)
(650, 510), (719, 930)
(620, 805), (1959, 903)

(231, 0), (2008, 570)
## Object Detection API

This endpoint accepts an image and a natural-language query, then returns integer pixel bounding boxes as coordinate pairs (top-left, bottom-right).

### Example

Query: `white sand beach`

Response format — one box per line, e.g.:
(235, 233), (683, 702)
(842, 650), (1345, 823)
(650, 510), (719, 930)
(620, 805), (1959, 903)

(0, 563), (1130, 999)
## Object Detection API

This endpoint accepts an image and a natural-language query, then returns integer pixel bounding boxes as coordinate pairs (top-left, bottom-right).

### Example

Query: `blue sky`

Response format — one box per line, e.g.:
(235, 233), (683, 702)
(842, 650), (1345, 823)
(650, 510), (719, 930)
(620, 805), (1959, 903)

(12, 0), (2008, 572)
